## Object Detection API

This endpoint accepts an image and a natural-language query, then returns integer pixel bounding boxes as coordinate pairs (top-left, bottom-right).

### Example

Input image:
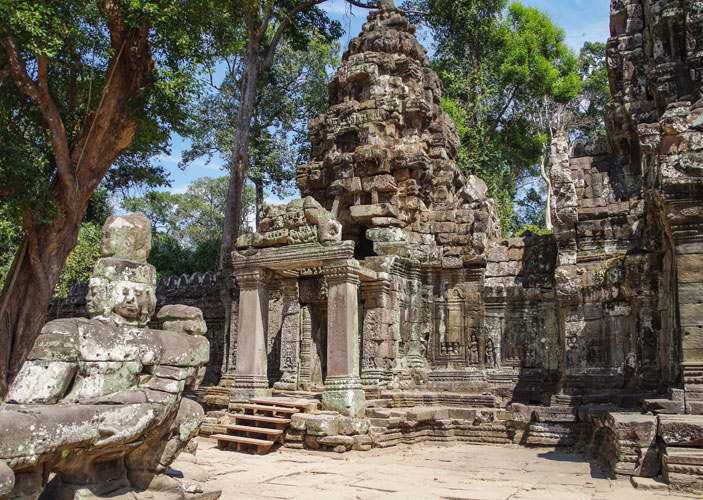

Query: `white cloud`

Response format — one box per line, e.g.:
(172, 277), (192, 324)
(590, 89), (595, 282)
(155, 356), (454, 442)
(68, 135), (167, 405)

(188, 158), (225, 171)
(169, 185), (189, 195)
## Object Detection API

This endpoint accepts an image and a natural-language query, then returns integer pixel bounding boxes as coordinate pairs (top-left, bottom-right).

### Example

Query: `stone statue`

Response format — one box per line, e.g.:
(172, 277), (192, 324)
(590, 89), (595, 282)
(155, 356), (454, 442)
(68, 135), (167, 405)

(0, 213), (216, 500)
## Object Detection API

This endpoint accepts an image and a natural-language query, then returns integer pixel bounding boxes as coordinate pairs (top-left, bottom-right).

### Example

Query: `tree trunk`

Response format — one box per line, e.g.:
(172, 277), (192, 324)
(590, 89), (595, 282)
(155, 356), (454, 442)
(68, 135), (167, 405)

(255, 178), (264, 231)
(219, 46), (260, 275)
(539, 153), (553, 230)
(0, 8), (154, 399)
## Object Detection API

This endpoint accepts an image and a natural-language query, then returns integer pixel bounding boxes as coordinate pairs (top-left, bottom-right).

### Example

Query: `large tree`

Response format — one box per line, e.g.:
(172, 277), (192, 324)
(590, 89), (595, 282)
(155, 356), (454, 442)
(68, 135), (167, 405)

(0, 0), (218, 398)
(407, 1), (605, 234)
(214, 0), (379, 375)
(181, 34), (339, 229)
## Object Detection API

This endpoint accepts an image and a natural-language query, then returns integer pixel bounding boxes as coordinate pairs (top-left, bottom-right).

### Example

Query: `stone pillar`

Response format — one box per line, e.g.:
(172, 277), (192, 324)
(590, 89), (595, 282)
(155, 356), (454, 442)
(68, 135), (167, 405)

(298, 305), (313, 388)
(360, 275), (394, 386)
(274, 279), (300, 391)
(676, 231), (703, 414)
(229, 268), (271, 406)
(321, 259), (366, 417)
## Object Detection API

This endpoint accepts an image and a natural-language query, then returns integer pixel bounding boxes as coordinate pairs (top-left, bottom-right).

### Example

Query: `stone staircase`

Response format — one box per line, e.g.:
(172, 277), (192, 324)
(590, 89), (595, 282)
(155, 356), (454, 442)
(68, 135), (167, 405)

(211, 397), (316, 454)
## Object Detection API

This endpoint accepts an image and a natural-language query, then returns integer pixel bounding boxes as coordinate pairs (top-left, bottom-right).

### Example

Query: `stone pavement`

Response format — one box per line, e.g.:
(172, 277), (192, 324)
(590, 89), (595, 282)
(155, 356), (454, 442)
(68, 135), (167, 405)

(192, 437), (693, 499)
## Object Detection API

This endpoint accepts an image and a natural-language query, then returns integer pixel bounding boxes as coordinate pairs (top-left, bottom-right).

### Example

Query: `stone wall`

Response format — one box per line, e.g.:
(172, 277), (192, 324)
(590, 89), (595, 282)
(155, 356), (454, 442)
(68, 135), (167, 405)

(551, 135), (664, 396)
(603, 0), (703, 410)
(547, 0), (703, 403)
(484, 234), (560, 403)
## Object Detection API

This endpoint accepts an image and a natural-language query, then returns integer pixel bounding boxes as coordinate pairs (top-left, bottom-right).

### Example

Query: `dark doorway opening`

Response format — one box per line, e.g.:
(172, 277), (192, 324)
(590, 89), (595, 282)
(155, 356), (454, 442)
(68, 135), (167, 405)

(354, 226), (377, 260)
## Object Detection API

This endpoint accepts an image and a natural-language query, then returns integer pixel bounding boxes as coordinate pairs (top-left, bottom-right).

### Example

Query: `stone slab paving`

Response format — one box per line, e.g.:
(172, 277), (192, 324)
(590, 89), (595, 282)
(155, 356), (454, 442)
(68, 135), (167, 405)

(194, 437), (694, 499)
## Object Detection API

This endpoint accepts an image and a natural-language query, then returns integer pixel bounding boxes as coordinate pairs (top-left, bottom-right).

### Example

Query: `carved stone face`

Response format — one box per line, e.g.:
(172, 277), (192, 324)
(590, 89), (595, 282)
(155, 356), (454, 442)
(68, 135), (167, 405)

(109, 281), (153, 327)
(85, 278), (107, 317)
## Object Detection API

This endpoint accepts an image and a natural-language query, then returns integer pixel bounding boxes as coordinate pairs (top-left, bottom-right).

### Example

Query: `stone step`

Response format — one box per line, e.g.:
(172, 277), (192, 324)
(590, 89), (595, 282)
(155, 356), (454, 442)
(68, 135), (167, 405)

(234, 403), (300, 414)
(233, 414), (291, 425)
(642, 398), (684, 414)
(222, 424), (283, 436)
(366, 398), (393, 408)
(630, 476), (668, 491)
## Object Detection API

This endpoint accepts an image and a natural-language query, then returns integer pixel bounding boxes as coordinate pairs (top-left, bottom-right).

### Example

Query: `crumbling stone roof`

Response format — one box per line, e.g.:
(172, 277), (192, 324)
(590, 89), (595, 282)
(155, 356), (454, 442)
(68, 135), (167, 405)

(292, 5), (501, 266)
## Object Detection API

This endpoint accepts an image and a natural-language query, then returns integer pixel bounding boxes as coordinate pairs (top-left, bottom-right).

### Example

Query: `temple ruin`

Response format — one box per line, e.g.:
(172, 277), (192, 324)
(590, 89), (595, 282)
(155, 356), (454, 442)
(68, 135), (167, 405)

(22, 0), (703, 496)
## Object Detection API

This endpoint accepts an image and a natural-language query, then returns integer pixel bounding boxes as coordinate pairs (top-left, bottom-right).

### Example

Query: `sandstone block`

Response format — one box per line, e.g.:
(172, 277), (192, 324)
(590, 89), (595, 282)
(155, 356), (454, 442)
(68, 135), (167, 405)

(304, 413), (339, 436)
(100, 213), (151, 262)
(362, 174), (397, 192)
(659, 415), (703, 446)
(350, 203), (399, 220)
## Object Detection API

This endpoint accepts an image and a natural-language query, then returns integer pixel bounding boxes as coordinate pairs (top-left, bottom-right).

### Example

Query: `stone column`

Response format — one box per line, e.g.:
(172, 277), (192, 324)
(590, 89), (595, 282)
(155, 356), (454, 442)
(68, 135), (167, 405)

(360, 275), (394, 386)
(676, 230), (703, 414)
(229, 268), (271, 406)
(274, 279), (300, 391)
(321, 259), (366, 417)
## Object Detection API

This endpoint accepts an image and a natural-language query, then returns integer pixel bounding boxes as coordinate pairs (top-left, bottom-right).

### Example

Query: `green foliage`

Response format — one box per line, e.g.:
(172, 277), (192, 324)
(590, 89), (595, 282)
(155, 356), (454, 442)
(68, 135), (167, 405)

(123, 176), (254, 277)
(83, 188), (113, 226)
(415, 0), (601, 235)
(147, 232), (195, 279)
(123, 190), (182, 234)
(573, 41), (611, 139)
(0, 0), (225, 229)
(0, 211), (22, 291)
(501, 2), (580, 103)
(54, 222), (101, 297)
(181, 31), (340, 202)
(518, 224), (552, 236)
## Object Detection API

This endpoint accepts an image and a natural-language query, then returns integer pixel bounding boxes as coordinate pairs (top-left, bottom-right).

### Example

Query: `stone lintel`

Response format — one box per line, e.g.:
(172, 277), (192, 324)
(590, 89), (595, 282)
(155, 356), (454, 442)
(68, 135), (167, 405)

(232, 241), (355, 272)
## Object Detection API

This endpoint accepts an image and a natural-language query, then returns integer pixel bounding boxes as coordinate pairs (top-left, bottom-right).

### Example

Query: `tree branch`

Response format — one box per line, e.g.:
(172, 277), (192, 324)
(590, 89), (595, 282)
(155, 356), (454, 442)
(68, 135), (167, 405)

(344, 0), (380, 9)
(0, 27), (75, 202)
(485, 85), (518, 144)
(261, 0), (327, 71)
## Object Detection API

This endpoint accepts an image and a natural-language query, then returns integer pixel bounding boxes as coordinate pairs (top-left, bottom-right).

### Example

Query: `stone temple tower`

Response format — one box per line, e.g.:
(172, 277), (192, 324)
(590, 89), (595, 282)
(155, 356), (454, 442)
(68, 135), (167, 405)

(297, 3), (501, 264)
(232, 2), (504, 417)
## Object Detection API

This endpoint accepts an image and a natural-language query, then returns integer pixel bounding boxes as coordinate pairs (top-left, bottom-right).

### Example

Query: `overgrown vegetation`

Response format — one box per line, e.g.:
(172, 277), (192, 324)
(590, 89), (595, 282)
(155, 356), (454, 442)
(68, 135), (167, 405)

(123, 176), (255, 278)
(405, 0), (610, 234)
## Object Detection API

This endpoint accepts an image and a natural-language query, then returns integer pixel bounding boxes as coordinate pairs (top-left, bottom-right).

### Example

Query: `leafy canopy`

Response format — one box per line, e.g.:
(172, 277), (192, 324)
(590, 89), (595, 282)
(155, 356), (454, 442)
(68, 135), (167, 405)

(0, 0), (227, 220)
(122, 176), (254, 277)
(407, 0), (602, 234)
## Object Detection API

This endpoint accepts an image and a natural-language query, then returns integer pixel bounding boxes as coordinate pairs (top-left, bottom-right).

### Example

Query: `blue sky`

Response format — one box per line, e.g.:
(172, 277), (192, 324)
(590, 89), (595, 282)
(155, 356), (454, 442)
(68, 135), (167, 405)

(149, 0), (611, 203)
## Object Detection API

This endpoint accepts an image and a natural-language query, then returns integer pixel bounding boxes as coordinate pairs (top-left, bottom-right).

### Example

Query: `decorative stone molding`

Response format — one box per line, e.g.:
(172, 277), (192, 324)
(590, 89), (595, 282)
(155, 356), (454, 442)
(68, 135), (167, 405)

(228, 375), (271, 406)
